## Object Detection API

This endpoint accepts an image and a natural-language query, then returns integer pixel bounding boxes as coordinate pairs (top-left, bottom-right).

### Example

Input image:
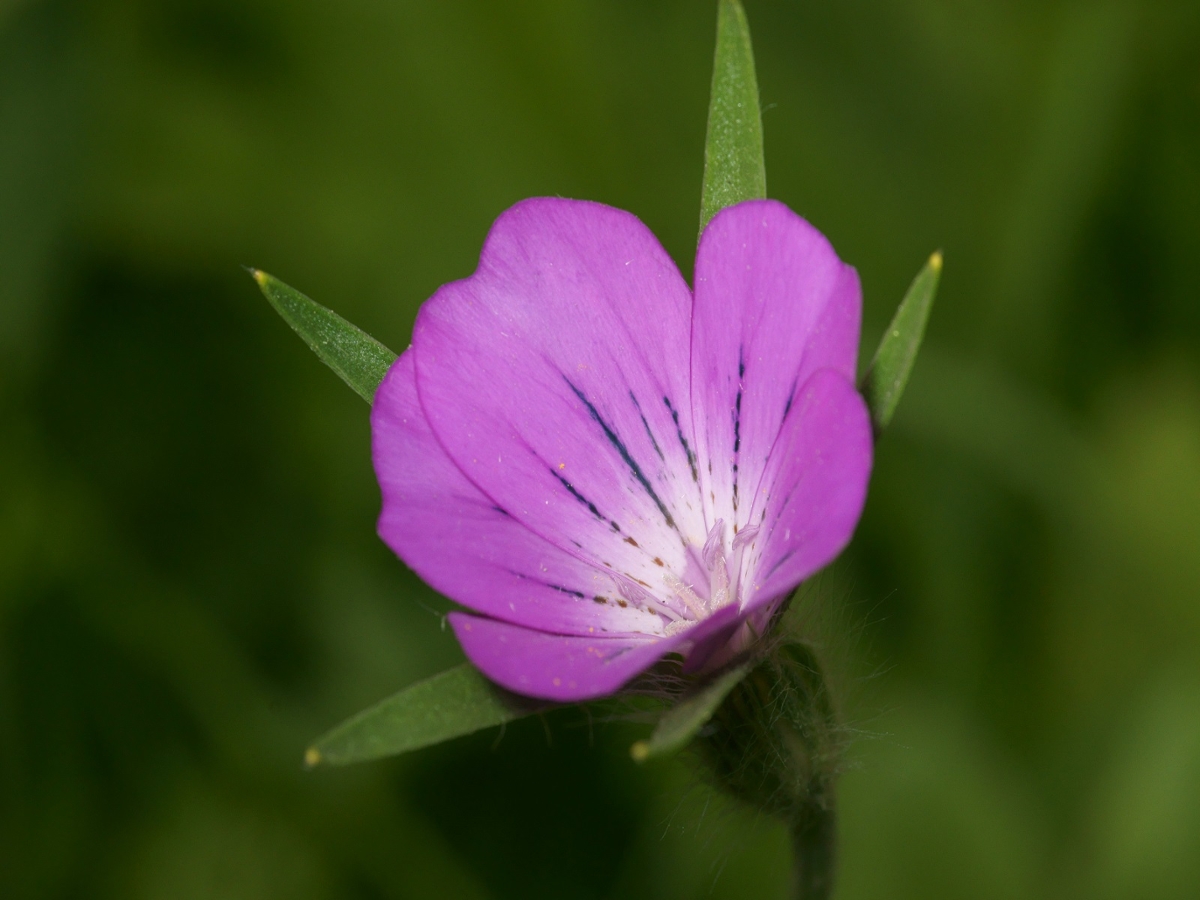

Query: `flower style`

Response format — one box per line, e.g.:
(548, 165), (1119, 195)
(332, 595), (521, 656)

(371, 198), (872, 702)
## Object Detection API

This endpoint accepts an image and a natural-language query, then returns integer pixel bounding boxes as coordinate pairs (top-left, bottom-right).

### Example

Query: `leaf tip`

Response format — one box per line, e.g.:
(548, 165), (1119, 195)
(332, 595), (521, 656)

(929, 250), (943, 273)
(630, 740), (650, 763)
(303, 746), (322, 769)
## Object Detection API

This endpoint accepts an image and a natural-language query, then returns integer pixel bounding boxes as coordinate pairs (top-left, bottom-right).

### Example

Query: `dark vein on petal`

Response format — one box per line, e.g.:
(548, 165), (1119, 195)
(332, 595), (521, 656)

(782, 375), (799, 423)
(764, 548), (796, 580)
(731, 346), (745, 512)
(733, 389), (743, 454)
(551, 468), (605, 521)
(745, 372), (817, 537)
(630, 391), (666, 461)
(508, 571), (588, 600)
(548, 583), (586, 599)
(601, 644), (638, 663)
(734, 348), (745, 453)
(565, 377), (676, 529)
(663, 396), (699, 483)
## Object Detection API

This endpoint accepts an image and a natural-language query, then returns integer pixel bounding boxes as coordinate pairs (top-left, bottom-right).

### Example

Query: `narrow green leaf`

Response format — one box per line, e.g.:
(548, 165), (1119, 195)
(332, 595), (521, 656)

(699, 0), (766, 237)
(250, 269), (397, 404)
(306, 664), (543, 767)
(630, 662), (752, 762)
(861, 251), (943, 434)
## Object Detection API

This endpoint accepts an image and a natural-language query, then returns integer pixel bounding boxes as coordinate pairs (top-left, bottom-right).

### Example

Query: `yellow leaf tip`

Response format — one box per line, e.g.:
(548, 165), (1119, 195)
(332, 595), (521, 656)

(929, 250), (943, 272)
(243, 266), (273, 288)
(630, 741), (650, 763)
(303, 747), (322, 769)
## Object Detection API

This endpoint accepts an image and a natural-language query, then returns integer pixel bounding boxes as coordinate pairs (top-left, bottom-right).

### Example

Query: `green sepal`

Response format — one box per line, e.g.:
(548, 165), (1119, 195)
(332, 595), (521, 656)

(305, 663), (544, 767)
(250, 269), (398, 405)
(699, 0), (766, 238)
(630, 662), (752, 762)
(860, 251), (943, 434)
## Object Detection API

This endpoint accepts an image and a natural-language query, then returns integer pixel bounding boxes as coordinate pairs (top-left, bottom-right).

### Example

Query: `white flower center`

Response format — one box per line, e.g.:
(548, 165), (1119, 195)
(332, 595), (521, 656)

(657, 519), (758, 636)
(609, 520), (760, 637)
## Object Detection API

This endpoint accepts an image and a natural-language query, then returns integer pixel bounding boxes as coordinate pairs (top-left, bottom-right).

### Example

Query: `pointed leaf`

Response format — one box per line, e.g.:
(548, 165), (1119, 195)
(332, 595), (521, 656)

(861, 251), (943, 434)
(251, 269), (398, 404)
(630, 662), (752, 762)
(306, 664), (544, 767)
(699, 0), (765, 237)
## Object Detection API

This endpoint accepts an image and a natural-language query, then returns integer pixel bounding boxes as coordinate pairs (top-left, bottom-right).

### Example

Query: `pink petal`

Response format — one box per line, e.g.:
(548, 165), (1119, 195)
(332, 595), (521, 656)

(739, 369), (873, 608)
(413, 198), (708, 597)
(450, 603), (744, 702)
(372, 352), (663, 636)
(691, 200), (861, 536)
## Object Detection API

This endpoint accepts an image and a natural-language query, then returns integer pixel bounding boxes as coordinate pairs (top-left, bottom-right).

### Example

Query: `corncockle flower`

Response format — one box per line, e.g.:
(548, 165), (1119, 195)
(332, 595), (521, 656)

(371, 197), (872, 702)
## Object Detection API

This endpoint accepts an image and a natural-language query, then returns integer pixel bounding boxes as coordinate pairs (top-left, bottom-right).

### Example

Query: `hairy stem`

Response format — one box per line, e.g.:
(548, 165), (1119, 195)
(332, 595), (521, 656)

(790, 779), (837, 900)
(696, 641), (842, 898)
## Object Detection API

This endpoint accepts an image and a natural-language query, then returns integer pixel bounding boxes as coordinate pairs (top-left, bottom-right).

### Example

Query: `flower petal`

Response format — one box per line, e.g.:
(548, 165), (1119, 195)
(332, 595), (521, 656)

(691, 199), (862, 535)
(450, 603), (744, 702)
(740, 368), (873, 607)
(414, 198), (707, 601)
(372, 351), (666, 636)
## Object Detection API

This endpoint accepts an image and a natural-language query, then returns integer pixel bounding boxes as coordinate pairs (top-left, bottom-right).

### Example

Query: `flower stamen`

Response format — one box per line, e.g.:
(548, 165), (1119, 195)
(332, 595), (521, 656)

(663, 573), (707, 620)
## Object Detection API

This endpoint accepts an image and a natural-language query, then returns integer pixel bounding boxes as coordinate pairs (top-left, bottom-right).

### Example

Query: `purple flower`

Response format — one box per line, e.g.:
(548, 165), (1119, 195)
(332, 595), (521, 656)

(371, 198), (872, 702)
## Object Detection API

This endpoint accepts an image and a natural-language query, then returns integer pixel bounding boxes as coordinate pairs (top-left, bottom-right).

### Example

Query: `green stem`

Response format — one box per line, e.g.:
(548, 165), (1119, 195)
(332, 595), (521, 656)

(785, 643), (838, 899)
(696, 641), (842, 898)
(790, 780), (837, 900)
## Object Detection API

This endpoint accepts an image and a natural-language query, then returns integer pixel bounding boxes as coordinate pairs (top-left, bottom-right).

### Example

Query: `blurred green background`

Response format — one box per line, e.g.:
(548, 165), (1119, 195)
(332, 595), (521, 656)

(3, 0), (1199, 897)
